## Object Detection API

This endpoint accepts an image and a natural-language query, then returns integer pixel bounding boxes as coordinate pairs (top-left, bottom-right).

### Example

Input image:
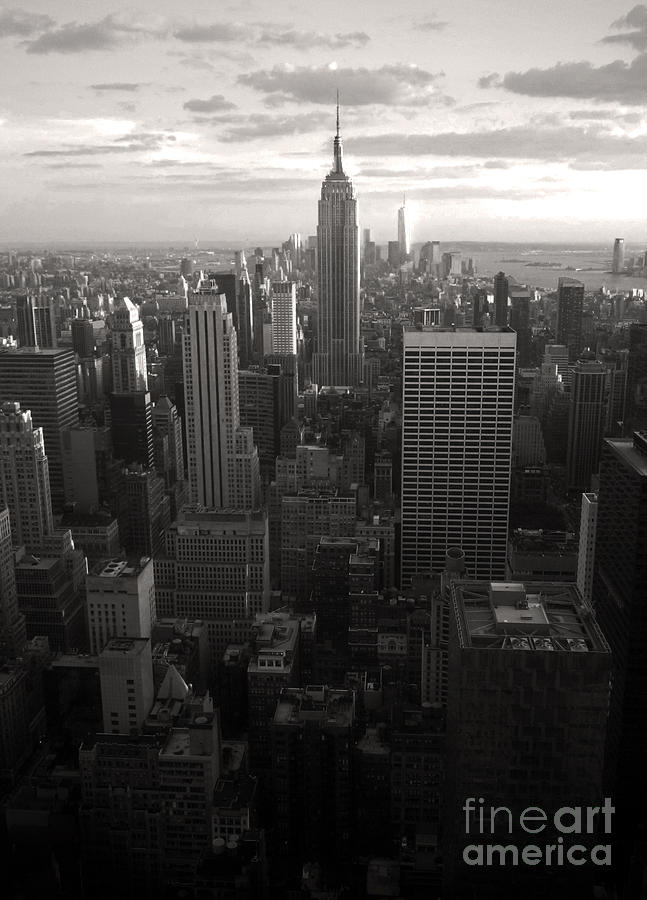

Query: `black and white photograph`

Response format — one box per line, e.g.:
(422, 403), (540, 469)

(1, 1), (646, 897)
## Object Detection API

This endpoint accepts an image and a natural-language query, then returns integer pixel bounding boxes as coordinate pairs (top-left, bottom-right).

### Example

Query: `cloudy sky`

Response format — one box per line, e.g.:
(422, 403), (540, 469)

(2, 0), (647, 244)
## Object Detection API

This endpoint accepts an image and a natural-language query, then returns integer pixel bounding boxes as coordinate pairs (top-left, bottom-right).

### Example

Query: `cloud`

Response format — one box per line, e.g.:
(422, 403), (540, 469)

(256, 28), (369, 49)
(0, 8), (54, 36)
(569, 156), (647, 170)
(44, 163), (103, 169)
(568, 108), (642, 123)
(418, 18), (449, 31)
(215, 111), (329, 141)
(602, 4), (647, 50)
(24, 132), (175, 157)
(478, 73), (500, 88)
(493, 54), (647, 105)
(183, 94), (237, 112)
(91, 82), (142, 91)
(359, 164), (477, 178)
(173, 23), (247, 42)
(24, 14), (161, 54)
(238, 63), (448, 106)
(349, 124), (645, 162)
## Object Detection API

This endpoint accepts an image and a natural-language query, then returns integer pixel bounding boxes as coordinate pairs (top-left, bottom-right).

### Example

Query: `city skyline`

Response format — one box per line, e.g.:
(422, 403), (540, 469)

(2, 0), (647, 243)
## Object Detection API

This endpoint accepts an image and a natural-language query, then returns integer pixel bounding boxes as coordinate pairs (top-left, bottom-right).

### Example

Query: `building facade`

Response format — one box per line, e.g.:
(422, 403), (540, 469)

(401, 327), (516, 585)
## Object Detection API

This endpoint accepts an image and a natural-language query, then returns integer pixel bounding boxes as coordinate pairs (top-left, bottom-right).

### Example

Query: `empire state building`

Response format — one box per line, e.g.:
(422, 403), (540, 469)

(312, 104), (363, 387)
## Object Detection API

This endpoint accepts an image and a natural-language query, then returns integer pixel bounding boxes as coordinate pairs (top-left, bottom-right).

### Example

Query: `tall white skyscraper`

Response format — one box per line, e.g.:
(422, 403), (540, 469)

(397, 195), (410, 259)
(270, 281), (297, 355)
(0, 401), (54, 553)
(401, 327), (516, 586)
(183, 277), (260, 510)
(109, 297), (148, 393)
(312, 103), (362, 387)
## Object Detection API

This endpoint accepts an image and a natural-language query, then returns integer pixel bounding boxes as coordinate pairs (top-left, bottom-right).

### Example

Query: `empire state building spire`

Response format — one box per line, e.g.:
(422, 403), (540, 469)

(332, 90), (344, 175)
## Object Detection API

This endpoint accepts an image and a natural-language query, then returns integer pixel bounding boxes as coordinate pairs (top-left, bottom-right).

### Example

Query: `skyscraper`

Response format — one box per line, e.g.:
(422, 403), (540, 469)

(508, 289), (531, 367)
(493, 271), (509, 326)
(109, 297), (148, 393)
(270, 281), (297, 355)
(577, 491), (598, 605)
(0, 402), (53, 552)
(183, 277), (260, 510)
(566, 360), (606, 490)
(0, 346), (78, 511)
(0, 507), (26, 659)
(593, 432), (647, 858)
(312, 102), (362, 387)
(87, 557), (156, 655)
(397, 195), (410, 260)
(556, 276), (584, 362)
(613, 237), (625, 274)
(624, 323), (647, 434)
(444, 580), (610, 898)
(401, 327), (516, 586)
(16, 295), (57, 349)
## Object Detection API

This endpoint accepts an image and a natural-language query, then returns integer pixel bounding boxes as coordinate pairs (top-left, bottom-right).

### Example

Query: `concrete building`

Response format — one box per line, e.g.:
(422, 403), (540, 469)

(14, 535), (87, 651)
(0, 507), (26, 659)
(493, 271), (508, 326)
(87, 556), (155, 655)
(593, 432), (647, 862)
(270, 281), (297, 355)
(556, 276), (584, 362)
(247, 611), (301, 774)
(0, 402), (53, 552)
(98, 636), (155, 735)
(271, 686), (355, 887)
(16, 295), (57, 349)
(183, 279), (260, 510)
(280, 488), (356, 603)
(401, 327), (516, 586)
(118, 466), (170, 559)
(506, 529), (578, 582)
(0, 346), (78, 510)
(512, 414), (546, 467)
(154, 507), (270, 669)
(109, 297), (148, 393)
(444, 580), (611, 898)
(566, 360), (606, 491)
(577, 491), (598, 604)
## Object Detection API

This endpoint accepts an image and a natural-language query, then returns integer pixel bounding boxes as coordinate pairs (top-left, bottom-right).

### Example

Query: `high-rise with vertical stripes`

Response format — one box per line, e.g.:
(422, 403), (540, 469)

(312, 103), (362, 387)
(401, 326), (516, 586)
(183, 276), (260, 510)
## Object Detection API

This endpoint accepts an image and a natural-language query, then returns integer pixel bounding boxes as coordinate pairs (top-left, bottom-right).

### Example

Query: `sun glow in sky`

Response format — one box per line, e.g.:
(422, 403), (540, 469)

(1, 0), (646, 243)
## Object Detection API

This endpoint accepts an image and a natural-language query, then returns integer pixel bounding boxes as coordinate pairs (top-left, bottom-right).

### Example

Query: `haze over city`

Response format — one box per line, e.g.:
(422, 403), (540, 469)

(3, 0), (647, 243)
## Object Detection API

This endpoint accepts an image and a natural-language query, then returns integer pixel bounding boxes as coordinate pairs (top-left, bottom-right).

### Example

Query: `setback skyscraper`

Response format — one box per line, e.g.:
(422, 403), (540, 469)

(312, 103), (362, 387)
(183, 277), (260, 510)
(0, 346), (78, 511)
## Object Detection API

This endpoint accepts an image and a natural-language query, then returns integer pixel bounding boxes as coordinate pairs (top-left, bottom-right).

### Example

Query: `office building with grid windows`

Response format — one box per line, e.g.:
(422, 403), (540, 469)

(401, 327), (516, 586)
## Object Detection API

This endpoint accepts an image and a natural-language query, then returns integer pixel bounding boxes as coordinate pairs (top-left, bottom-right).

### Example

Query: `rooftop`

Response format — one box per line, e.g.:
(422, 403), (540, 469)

(100, 637), (150, 657)
(90, 556), (151, 578)
(273, 685), (355, 728)
(452, 581), (610, 653)
(606, 433), (647, 477)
